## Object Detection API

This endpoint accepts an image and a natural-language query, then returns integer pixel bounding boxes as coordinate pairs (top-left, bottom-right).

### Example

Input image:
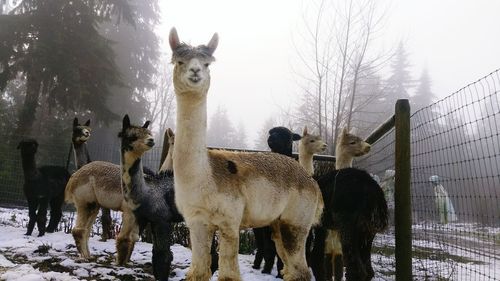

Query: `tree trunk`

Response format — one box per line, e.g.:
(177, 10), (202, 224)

(15, 72), (41, 137)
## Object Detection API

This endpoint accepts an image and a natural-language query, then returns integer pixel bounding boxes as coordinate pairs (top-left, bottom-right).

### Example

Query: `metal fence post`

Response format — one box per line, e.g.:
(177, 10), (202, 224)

(395, 99), (412, 280)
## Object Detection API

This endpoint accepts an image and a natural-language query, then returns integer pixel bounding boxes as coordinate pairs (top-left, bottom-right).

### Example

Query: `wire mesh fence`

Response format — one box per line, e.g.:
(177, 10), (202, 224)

(1, 70), (499, 279)
(358, 69), (500, 280)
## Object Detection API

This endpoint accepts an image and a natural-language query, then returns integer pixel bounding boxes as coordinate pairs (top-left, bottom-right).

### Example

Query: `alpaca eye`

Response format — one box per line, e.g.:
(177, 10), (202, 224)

(310, 140), (315, 143)
(178, 61), (184, 65)
(350, 141), (356, 145)
(204, 63), (210, 67)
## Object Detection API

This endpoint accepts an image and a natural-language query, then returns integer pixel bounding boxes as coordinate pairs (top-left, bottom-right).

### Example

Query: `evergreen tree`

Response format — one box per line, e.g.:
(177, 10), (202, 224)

(0, 0), (136, 136)
(386, 42), (413, 102)
(413, 67), (436, 112)
(207, 105), (238, 148)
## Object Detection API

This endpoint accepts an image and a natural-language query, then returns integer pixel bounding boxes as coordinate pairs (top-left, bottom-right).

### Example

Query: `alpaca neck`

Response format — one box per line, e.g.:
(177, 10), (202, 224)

(73, 142), (91, 169)
(173, 93), (210, 182)
(21, 153), (38, 179)
(121, 150), (147, 205)
(298, 146), (315, 176)
(335, 147), (353, 169)
(160, 149), (174, 173)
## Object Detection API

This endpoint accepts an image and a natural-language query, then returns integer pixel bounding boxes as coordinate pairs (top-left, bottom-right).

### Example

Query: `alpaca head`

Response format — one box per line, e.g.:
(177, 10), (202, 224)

(336, 127), (371, 157)
(166, 128), (175, 149)
(299, 126), (327, 155)
(72, 117), (91, 144)
(169, 27), (219, 95)
(17, 138), (39, 156)
(267, 126), (302, 156)
(118, 115), (154, 156)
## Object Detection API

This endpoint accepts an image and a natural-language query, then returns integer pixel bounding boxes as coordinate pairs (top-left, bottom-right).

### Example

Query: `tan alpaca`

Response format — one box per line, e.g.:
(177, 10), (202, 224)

(159, 128), (175, 173)
(65, 162), (139, 264)
(298, 126), (327, 176)
(328, 127), (371, 279)
(169, 28), (323, 281)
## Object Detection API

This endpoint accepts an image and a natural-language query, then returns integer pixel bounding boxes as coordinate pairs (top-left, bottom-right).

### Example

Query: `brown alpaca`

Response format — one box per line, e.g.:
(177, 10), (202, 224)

(159, 128), (175, 174)
(65, 163), (139, 263)
(71, 117), (113, 241)
(169, 27), (323, 281)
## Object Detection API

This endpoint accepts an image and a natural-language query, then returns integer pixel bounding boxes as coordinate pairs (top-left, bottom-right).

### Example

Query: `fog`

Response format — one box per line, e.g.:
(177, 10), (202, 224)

(157, 0), (500, 145)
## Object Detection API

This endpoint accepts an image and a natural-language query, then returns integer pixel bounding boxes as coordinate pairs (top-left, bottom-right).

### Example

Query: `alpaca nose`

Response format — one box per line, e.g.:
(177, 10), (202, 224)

(147, 138), (155, 147)
(364, 144), (371, 153)
(190, 67), (200, 74)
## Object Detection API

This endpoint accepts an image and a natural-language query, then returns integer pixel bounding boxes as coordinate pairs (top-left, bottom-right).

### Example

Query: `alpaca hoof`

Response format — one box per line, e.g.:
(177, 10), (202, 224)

(25, 232), (32, 236)
(38, 232), (45, 237)
(261, 268), (272, 274)
(252, 265), (260, 270)
(276, 273), (283, 279)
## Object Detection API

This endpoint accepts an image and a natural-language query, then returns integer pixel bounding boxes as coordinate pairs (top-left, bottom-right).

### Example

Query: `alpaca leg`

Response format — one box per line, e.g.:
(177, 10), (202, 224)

(46, 194), (64, 233)
(72, 204), (91, 258)
(270, 222), (288, 278)
(360, 232), (376, 281)
(262, 227), (275, 274)
(82, 204), (100, 257)
(72, 203), (99, 259)
(217, 224), (241, 281)
(341, 226), (367, 281)
(100, 207), (112, 241)
(277, 223), (311, 281)
(26, 198), (38, 236)
(36, 197), (49, 237)
(252, 227), (265, 270)
(333, 254), (344, 281)
(185, 221), (214, 281)
(210, 234), (219, 275)
(310, 227), (328, 281)
(276, 256), (284, 279)
(116, 211), (138, 265)
(151, 222), (173, 281)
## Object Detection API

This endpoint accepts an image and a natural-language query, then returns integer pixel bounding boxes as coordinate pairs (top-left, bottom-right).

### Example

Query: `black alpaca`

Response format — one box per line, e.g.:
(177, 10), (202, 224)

(17, 139), (70, 236)
(311, 167), (388, 281)
(118, 116), (218, 281)
(251, 126), (301, 278)
(72, 117), (113, 241)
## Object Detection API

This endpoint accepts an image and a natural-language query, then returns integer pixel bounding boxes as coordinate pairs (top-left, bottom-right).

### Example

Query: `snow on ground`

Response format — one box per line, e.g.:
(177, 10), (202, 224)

(0, 207), (498, 280)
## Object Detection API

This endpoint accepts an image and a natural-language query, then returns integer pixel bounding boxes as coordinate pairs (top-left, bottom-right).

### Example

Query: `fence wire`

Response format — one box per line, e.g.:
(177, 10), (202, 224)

(358, 69), (500, 280)
(1, 71), (499, 280)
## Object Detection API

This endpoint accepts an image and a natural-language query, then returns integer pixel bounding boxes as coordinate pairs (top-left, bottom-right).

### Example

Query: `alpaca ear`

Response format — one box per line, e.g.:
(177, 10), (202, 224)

(341, 127), (349, 136)
(167, 128), (174, 138)
(169, 27), (180, 51)
(143, 121), (151, 129)
(292, 133), (302, 141)
(123, 115), (131, 130)
(302, 126), (309, 136)
(206, 32), (219, 55)
(84, 119), (90, 127)
(73, 117), (79, 128)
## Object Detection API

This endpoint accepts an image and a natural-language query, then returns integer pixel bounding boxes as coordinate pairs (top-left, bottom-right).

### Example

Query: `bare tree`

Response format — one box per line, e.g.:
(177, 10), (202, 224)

(144, 57), (175, 134)
(294, 0), (393, 153)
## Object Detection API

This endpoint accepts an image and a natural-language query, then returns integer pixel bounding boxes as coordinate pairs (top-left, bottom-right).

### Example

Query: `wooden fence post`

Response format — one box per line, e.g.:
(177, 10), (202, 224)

(394, 99), (412, 280)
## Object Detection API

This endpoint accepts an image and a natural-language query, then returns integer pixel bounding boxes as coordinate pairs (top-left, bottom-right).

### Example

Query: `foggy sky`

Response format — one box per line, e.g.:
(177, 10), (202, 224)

(157, 0), (500, 148)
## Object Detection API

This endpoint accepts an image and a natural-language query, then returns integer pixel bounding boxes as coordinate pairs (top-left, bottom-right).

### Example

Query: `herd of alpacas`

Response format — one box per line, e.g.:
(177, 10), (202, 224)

(16, 28), (388, 281)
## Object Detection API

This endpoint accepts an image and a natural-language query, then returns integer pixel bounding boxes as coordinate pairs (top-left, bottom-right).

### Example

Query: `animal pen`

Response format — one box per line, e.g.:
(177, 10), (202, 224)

(0, 70), (499, 280)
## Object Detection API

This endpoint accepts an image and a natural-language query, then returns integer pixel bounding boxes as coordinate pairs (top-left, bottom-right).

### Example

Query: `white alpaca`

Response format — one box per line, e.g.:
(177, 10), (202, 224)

(169, 28), (323, 281)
